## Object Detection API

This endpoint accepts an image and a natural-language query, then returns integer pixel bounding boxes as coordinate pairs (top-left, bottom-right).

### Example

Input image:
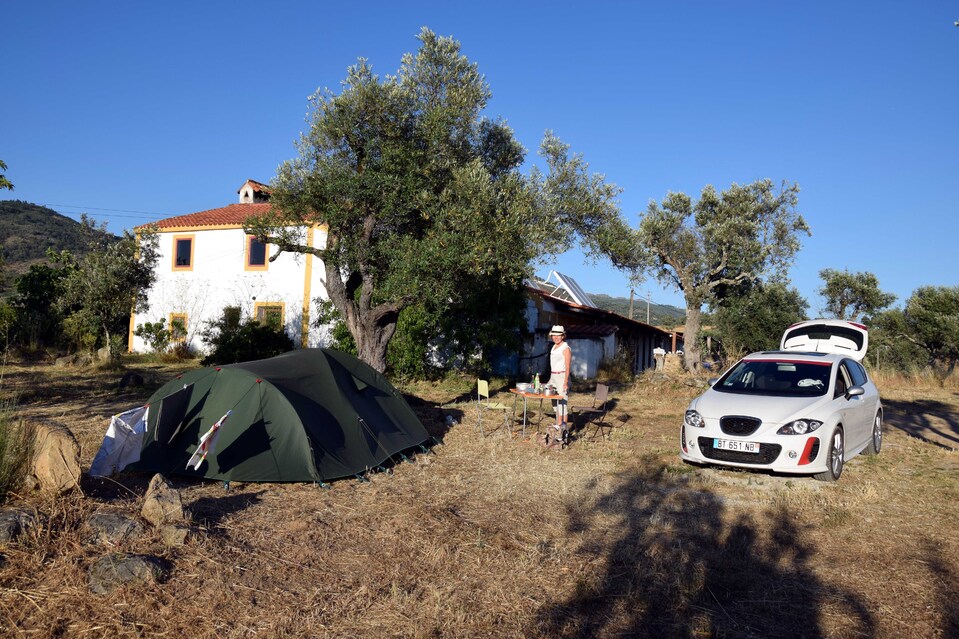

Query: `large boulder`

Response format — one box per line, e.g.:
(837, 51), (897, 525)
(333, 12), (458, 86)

(29, 420), (81, 494)
(141, 474), (186, 527)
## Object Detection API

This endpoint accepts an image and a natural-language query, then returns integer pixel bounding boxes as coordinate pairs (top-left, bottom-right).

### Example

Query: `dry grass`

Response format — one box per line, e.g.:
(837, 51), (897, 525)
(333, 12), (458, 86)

(0, 358), (958, 638)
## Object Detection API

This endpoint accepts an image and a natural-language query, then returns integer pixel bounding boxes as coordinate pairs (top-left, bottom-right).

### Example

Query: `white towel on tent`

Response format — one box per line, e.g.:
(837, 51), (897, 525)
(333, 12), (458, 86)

(89, 405), (149, 477)
(186, 410), (231, 471)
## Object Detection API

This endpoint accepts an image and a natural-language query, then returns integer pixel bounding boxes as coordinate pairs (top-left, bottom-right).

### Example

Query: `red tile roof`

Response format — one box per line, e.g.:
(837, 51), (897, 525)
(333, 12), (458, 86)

(148, 203), (273, 230)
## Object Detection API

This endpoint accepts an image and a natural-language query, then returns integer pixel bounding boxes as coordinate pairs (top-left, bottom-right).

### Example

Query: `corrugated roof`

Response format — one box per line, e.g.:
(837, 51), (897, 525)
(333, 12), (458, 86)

(526, 284), (671, 337)
(566, 324), (618, 338)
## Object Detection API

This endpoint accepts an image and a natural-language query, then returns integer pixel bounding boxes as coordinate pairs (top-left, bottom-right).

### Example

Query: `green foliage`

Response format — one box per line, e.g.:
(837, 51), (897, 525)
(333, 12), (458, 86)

(0, 300), (14, 344)
(870, 286), (959, 376)
(713, 281), (808, 356)
(134, 317), (186, 355)
(201, 306), (295, 366)
(8, 253), (74, 348)
(59, 222), (160, 351)
(868, 311), (927, 373)
(818, 268), (896, 320)
(253, 28), (624, 372)
(387, 304), (434, 379)
(61, 309), (99, 353)
(135, 321), (172, 353)
(597, 346), (635, 384)
(0, 160), (12, 192)
(0, 402), (34, 504)
(617, 179), (809, 370)
(900, 286), (959, 375)
(315, 300), (357, 355)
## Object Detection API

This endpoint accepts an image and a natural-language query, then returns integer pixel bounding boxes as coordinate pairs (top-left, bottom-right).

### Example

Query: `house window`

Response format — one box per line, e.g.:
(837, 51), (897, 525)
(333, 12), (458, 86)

(254, 302), (285, 330)
(245, 235), (268, 271)
(172, 235), (194, 270)
(169, 313), (188, 342)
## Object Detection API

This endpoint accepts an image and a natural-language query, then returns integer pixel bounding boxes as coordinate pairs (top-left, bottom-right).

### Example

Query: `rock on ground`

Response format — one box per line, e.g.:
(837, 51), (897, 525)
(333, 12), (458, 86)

(29, 419), (82, 494)
(0, 508), (39, 544)
(88, 553), (169, 594)
(141, 474), (187, 526)
(87, 511), (145, 545)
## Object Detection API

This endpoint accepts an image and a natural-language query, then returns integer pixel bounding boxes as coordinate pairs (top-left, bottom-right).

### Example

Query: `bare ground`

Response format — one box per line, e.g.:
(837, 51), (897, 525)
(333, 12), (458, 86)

(1, 358), (958, 638)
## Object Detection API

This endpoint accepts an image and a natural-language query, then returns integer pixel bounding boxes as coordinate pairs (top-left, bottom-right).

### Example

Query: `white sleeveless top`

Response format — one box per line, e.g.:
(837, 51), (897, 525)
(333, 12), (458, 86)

(550, 341), (570, 373)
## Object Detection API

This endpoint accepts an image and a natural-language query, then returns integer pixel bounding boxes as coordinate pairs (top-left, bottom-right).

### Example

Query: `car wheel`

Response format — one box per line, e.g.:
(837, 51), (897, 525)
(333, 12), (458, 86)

(863, 411), (883, 456)
(814, 428), (844, 482)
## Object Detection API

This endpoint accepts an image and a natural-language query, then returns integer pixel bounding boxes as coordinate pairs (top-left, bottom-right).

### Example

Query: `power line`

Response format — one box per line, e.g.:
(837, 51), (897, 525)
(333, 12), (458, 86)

(39, 203), (165, 220)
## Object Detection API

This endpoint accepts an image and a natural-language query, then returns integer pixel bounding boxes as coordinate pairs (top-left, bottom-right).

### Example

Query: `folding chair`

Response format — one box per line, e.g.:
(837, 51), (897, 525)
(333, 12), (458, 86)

(572, 383), (611, 441)
(476, 379), (512, 437)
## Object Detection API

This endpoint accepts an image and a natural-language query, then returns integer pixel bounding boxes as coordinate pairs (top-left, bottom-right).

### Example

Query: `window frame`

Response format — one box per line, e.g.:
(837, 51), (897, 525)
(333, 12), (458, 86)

(172, 235), (195, 271)
(253, 301), (285, 329)
(245, 235), (269, 271)
(169, 313), (188, 343)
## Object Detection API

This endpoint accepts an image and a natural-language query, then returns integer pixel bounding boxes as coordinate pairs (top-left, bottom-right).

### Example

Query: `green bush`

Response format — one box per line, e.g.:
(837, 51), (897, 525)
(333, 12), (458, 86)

(200, 306), (294, 365)
(135, 320), (173, 353)
(0, 401), (34, 504)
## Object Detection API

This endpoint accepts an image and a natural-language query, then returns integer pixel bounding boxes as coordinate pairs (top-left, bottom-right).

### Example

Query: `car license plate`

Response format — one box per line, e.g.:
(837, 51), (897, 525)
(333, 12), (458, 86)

(713, 438), (760, 454)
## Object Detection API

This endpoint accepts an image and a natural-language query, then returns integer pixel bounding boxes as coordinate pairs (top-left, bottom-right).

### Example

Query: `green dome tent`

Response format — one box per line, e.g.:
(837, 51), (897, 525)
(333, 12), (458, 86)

(115, 349), (432, 483)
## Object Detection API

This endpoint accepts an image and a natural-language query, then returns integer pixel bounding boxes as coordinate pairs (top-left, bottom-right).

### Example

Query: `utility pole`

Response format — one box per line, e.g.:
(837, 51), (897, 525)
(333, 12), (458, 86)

(646, 290), (651, 324)
(628, 288), (634, 320)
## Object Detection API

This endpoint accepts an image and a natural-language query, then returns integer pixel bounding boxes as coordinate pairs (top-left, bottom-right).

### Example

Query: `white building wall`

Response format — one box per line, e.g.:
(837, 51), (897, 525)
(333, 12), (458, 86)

(130, 226), (330, 354)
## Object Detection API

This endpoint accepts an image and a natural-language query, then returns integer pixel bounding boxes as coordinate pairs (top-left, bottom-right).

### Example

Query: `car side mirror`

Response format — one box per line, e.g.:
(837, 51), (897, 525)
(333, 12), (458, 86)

(707, 378), (719, 387)
(845, 386), (864, 399)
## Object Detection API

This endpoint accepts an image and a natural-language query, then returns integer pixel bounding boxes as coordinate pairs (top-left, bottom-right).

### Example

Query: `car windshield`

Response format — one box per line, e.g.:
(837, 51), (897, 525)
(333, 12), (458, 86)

(714, 359), (831, 397)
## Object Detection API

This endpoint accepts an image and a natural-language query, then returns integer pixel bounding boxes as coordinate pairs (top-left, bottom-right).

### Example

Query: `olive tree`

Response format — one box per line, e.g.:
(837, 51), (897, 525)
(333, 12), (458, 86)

(818, 268), (896, 321)
(621, 180), (809, 371)
(881, 286), (959, 377)
(59, 222), (159, 355)
(714, 281), (808, 358)
(247, 29), (622, 372)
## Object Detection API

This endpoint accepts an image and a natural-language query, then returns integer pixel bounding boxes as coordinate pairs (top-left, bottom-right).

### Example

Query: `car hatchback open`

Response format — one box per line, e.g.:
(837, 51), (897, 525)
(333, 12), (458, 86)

(679, 320), (882, 481)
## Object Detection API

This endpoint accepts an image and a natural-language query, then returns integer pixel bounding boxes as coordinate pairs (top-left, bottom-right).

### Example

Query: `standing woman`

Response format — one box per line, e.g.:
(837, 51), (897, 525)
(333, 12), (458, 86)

(547, 325), (571, 447)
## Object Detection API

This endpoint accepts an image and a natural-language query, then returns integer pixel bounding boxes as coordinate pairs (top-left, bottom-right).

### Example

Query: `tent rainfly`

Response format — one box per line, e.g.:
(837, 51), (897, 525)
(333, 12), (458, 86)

(90, 349), (433, 483)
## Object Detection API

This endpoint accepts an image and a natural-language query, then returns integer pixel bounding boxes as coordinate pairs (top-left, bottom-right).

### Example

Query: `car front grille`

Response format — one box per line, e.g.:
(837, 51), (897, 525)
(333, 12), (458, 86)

(698, 437), (782, 465)
(720, 416), (762, 436)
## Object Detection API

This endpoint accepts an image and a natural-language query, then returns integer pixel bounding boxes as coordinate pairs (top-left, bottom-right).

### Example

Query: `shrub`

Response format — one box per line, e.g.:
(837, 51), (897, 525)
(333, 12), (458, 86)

(135, 320), (173, 353)
(201, 306), (294, 365)
(597, 347), (635, 384)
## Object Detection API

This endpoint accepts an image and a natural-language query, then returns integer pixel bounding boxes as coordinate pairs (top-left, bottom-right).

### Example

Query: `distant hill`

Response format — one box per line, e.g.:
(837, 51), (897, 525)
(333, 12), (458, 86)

(0, 200), (116, 294)
(590, 292), (685, 328)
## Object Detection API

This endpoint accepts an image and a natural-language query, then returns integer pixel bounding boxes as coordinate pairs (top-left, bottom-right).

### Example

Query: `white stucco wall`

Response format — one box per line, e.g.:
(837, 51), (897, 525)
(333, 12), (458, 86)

(130, 226), (330, 354)
(567, 334), (616, 379)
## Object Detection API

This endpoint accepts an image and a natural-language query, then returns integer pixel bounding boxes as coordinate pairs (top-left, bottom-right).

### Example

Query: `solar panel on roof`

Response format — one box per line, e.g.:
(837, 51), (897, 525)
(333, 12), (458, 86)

(551, 271), (596, 308)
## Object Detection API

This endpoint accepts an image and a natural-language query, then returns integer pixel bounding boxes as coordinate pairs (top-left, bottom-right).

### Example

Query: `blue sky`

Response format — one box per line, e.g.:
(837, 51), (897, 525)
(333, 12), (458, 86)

(3, 1), (957, 313)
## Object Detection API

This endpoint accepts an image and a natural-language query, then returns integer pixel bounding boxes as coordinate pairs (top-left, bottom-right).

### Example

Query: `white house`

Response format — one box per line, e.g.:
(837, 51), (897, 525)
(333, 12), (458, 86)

(128, 180), (331, 354)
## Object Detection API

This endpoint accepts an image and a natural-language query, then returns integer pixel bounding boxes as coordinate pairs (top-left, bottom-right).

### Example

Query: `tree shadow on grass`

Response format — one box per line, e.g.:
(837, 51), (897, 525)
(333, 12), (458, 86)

(921, 537), (959, 639)
(883, 398), (959, 450)
(531, 456), (877, 639)
(187, 490), (266, 531)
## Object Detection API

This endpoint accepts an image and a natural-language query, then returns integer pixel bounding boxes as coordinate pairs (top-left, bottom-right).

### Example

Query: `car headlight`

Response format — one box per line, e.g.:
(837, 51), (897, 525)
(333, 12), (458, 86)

(777, 419), (823, 435)
(684, 410), (705, 428)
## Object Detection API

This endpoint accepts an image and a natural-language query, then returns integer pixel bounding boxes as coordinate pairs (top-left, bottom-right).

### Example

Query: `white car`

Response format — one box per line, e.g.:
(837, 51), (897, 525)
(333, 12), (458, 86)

(680, 320), (883, 481)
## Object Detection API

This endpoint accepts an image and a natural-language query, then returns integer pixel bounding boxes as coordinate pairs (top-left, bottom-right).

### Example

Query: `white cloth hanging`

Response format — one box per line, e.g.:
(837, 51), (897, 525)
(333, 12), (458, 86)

(89, 405), (149, 477)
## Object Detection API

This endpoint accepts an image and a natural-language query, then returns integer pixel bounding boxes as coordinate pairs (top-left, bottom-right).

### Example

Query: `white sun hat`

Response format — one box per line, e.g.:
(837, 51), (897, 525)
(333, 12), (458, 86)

(548, 325), (566, 335)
